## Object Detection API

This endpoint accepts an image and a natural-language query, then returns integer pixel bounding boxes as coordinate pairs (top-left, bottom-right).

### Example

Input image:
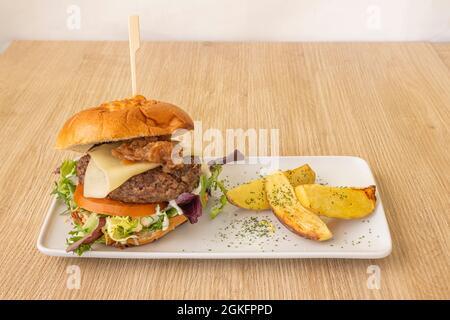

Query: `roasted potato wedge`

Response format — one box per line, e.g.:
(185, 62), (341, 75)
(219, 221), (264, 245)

(295, 184), (376, 219)
(265, 172), (332, 241)
(226, 164), (315, 210)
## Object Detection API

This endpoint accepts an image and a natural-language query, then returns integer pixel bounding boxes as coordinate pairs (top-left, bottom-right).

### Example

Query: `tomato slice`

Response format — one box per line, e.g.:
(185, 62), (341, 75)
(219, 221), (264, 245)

(74, 184), (166, 217)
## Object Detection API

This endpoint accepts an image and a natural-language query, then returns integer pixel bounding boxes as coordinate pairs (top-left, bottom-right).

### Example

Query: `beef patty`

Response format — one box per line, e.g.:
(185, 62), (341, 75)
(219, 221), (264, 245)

(76, 155), (200, 203)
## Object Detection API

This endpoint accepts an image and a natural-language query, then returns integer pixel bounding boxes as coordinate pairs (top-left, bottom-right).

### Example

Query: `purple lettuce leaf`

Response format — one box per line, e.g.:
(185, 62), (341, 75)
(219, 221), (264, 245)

(66, 217), (106, 253)
(175, 193), (202, 224)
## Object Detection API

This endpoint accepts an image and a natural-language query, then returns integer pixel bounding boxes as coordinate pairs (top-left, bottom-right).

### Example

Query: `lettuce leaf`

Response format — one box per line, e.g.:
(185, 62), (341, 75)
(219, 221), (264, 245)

(51, 160), (78, 214)
(105, 216), (141, 242)
(209, 194), (227, 219)
(204, 164), (228, 219)
(176, 193), (202, 223)
(199, 174), (209, 207)
(202, 150), (244, 218)
(66, 214), (102, 256)
(66, 223), (92, 256)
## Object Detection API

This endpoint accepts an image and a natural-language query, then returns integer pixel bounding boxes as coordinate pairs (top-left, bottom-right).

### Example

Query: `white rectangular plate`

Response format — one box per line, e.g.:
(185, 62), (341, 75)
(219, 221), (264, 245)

(37, 156), (391, 259)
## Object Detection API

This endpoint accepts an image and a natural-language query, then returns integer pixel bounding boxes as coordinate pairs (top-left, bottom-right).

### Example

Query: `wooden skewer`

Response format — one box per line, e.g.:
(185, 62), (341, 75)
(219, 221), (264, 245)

(128, 15), (141, 96)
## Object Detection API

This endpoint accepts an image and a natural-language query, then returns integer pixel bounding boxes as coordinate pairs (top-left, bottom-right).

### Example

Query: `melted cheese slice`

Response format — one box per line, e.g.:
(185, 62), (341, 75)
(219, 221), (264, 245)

(83, 143), (160, 198)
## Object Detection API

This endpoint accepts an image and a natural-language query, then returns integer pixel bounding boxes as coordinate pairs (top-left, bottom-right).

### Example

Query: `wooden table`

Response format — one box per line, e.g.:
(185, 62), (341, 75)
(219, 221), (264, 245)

(0, 41), (449, 300)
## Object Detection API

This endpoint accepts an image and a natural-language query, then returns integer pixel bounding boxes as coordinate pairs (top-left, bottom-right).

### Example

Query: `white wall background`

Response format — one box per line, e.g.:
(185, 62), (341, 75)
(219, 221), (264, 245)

(0, 0), (449, 50)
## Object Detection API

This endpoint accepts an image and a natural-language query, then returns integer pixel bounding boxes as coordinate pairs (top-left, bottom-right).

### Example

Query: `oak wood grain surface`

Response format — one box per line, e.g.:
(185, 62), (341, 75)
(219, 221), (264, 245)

(434, 43), (450, 71)
(0, 41), (449, 300)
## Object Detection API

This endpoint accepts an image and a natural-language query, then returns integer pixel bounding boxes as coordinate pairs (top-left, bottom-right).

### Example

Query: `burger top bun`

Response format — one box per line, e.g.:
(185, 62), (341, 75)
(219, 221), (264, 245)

(55, 95), (194, 152)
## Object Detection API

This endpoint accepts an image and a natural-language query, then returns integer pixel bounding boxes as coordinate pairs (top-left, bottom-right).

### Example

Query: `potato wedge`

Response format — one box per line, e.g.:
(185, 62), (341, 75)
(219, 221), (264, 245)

(226, 164), (315, 210)
(265, 172), (332, 241)
(295, 184), (376, 219)
(283, 164), (316, 187)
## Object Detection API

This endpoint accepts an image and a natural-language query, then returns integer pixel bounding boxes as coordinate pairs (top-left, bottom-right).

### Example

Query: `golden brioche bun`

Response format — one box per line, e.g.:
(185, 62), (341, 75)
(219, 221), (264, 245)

(56, 95), (194, 152)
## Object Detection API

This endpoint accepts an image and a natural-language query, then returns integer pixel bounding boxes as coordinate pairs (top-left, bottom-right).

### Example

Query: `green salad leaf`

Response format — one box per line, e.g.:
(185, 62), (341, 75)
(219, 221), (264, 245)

(199, 174), (209, 207)
(66, 214), (101, 256)
(210, 194), (227, 219)
(165, 207), (179, 218)
(51, 160), (78, 214)
(105, 216), (141, 242)
(199, 164), (228, 219)
(147, 214), (165, 231)
(67, 239), (92, 256)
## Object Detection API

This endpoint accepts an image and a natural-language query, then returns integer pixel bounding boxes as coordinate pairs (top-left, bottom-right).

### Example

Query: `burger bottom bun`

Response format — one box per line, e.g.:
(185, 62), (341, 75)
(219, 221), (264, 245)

(116, 215), (188, 247)
(70, 211), (188, 247)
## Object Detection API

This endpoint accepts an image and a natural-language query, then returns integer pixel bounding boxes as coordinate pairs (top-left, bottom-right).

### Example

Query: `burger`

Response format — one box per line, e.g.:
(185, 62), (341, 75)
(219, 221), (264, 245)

(52, 95), (230, 255)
